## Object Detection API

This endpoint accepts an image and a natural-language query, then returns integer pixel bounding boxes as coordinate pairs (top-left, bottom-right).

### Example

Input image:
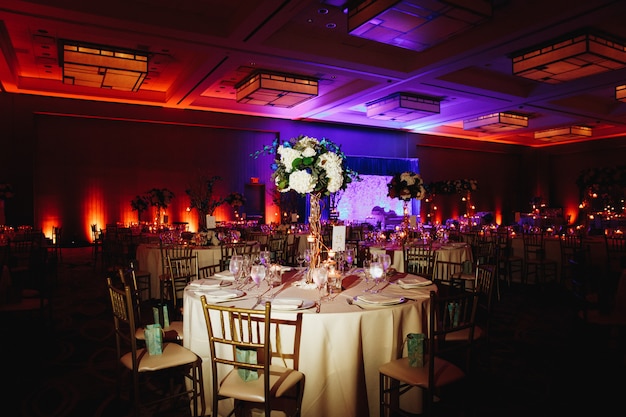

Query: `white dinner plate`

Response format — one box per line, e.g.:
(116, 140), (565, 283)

(213, 270), (235, 280)
(396, 277), (433, 289)
(197, 288), (245, 300)
(188, 278), (231, 290)
(270, 298), (315, 311)
(356, 294), (405, 306)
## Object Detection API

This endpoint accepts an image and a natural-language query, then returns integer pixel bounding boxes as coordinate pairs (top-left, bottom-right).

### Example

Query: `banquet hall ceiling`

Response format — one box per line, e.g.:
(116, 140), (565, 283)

(1, 0), (626, 147)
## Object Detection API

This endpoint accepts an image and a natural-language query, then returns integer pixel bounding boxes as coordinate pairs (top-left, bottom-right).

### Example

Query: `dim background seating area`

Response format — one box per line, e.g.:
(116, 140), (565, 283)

(0, 245), (624, 417)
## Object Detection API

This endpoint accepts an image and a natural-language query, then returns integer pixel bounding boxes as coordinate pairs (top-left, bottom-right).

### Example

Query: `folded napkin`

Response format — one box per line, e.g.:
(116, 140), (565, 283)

(280, 265), (292, 272)
(271, 298), (304, 310)
(188, 278), (222, 289)
(341, 275), (360, 290)
(202, 289), (241, 299)
(356, 294), (405, 305)
(214, 270), (235, 280)
(397, 276), (433, 289)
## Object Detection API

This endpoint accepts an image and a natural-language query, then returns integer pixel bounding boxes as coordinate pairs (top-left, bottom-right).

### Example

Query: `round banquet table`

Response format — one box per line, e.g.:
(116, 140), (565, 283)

(136, 243), (224, 299)
(183, 269), (436, 417)
(369, 241), (473, 273)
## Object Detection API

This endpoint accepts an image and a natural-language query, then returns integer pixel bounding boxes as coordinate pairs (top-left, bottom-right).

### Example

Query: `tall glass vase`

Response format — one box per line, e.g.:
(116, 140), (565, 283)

(307, 192), (323, 281)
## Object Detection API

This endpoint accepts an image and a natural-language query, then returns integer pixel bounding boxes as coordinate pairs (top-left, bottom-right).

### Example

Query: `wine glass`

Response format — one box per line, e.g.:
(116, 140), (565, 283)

(229, 254), (243, 282)
(345, 248), (355, 270)
(296, 252), (306, 269)
(362, 259), (372, 284)
(380, 253), (392, 277)
(250, 264), (266, 293)
(367, 261), (384, 293)
(310, 267), (328, 305)
(260, 249), (271, 266)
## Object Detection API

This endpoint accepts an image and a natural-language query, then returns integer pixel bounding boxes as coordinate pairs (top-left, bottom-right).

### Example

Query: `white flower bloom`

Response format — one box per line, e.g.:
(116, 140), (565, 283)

(298, 136), (319, 149)
(302, 146), (316, 158)
(318, 152), (344, 193)
(401, 172), (416, 185)
(278, 146), (301, 173)
(275, 175), (290, 192)
(289, 170), (315, 194)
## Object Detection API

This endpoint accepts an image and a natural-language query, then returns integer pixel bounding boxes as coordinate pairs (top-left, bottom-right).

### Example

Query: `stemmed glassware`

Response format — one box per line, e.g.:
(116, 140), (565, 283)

(345, 248), (355, 271)
(310, 267), (328, 306)
(259, 250), (271, 266)
(380, 253), (392, 277)
(366, 260), (384, 293)
(250, 264), (266, 294)
(229, 254), (243, 286)
(296, 252), (306, 269)
(304, 248), (312, 268)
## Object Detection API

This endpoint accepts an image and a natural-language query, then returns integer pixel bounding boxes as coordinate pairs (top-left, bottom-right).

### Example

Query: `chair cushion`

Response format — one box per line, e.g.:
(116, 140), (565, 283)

(218, 364), (304, 401)
(379, 356), (465, 388)
(120, 342), (198, 371)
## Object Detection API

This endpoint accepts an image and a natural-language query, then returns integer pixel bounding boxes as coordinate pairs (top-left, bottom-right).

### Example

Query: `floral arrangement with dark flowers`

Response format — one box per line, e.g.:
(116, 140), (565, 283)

(0, 183), (14, 200)
(186, 175), (224, 216)
(425, 179), (478, 195)
(224, 191), (246, 208)
(147, 187), (175, 210)
(251, 135), (359, 196)
(130, 194), (150, 213)
(387, 172), (426, 201)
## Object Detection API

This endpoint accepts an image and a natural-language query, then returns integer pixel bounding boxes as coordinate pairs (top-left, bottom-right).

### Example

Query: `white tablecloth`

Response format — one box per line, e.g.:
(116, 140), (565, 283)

(136, 243), (223, 299)
(370, 242), (473, 273)
(183, 269), (435, 417)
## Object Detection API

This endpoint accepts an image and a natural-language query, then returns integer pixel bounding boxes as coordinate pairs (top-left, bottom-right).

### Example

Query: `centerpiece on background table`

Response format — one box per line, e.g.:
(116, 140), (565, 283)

(186, 174), (224, 231)
(387, 172), (426, 239)
(147, 187), (175, 225)
(224, 191), (246, 220)
(253, 135), (359, 279)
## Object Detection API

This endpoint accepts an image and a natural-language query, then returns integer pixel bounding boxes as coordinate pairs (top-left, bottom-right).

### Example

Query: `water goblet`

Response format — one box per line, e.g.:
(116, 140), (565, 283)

(260, 249), (271, 266)
(380, 253), (392, 277)
(304, 248), (312, 267)
(362, 259), (372, 284)
(310, 267), (328, 305)
(296, 252), (306, 269)
(250, 264), (266, 294)
(229, 254), (243, 286)
(345, 248), (355, 270)
(367, 261), (384, 293)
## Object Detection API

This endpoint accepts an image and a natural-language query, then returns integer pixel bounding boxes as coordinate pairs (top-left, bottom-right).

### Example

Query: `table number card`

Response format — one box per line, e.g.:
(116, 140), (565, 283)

(409, 215), (417, 228)
(206, 215), (216, 229)
(332, 225), (346, 252)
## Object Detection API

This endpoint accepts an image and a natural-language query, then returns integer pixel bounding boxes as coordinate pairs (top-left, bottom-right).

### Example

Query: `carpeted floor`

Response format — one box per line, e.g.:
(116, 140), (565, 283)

(2, 246), (625, 417)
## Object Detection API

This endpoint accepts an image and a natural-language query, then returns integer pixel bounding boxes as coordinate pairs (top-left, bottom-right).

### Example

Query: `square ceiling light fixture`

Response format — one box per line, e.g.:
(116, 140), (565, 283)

(366, 93), (440, 121)
(235, 71), (318, 108)
(616, 84), (626, 101)
(534, 126), (592, 141)
(348, 0), (492, 52)
(60, 40), (149, 92)
(512, 31), (626, 84)
(463, 112), (528, 132)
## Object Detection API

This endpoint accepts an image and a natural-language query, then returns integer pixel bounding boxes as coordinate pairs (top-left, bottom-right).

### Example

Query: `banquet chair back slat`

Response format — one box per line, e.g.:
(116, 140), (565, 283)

(605, 234), (626, 275)
(268, 234), (287, 264)
(432, 258), (464, 292)
(522, 231), (558, 285)
(200, 297), (305, 417)
(403, 244), (435, 279)
(166, 253), (199, 312)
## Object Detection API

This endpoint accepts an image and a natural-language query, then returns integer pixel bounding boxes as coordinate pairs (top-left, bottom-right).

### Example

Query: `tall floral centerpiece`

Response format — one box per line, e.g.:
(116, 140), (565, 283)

(225, 191), (246, 219)
(186, 175), (224, 231)
(387, 172), (426, 235)
(147, 187), (175, 225)
(130, 194), (150, 223)
(253, 135), (358, 274)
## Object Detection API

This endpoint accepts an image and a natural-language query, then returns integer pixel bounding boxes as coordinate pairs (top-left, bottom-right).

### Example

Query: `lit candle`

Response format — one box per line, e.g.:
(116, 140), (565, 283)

(307, 235), (315, 243)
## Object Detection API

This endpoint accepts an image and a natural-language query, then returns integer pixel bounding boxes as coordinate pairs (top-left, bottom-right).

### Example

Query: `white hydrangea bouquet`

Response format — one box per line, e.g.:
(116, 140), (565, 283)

(254, 135), (358, 196)
(253, 135), (358, 276)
